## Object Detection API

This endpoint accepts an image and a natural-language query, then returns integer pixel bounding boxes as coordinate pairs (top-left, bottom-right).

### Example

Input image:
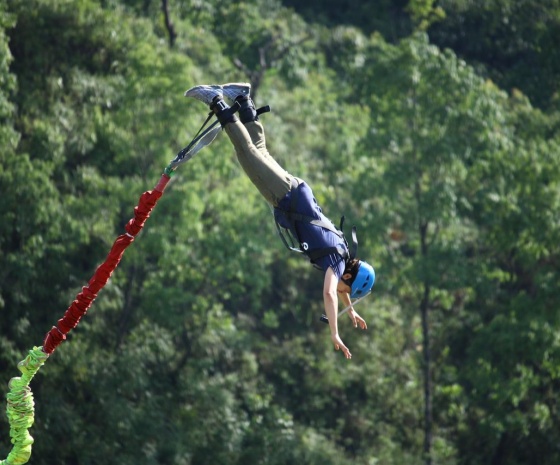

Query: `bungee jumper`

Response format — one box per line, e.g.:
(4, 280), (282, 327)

(184, 82), (376, 359)
(1, 83), (375, 465)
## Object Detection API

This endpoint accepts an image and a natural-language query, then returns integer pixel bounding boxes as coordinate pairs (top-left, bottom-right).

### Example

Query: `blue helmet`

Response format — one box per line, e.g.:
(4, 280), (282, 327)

(350, 261), (375, 298)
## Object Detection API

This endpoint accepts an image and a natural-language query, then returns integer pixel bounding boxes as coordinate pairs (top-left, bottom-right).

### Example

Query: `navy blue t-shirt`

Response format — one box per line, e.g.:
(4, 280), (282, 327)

(274, 180), (347, 279)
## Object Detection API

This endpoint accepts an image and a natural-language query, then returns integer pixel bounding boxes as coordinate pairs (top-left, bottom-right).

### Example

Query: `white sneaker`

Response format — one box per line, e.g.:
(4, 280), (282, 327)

(222, 82), (251, 102)
(184, 84), (224, 106)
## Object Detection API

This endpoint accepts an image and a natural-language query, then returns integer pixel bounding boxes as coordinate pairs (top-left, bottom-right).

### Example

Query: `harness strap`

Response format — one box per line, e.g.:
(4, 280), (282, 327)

(256, 105), (271, 116)
(285, 211), (345, 238)
(306, 246), (348, 262)
(276, 179), (351, 265)
(172, 112), (219, 165)
(286, 178), (342, 234)
(349, 225), (358, 259)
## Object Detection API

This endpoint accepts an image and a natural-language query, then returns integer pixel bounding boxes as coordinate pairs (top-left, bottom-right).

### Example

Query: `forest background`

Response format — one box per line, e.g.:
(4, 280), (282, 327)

(1, 1), (559, 464)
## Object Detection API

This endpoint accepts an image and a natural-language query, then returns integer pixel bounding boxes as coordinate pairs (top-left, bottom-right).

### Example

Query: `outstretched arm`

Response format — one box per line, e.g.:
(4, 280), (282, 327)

(323, 267), (352, 359)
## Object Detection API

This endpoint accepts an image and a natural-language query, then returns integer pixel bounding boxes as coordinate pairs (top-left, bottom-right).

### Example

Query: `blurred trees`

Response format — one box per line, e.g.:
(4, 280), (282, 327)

(286, 0), (560, 110)
(1, 1), (559, 465)
(429, 0), (560, 111)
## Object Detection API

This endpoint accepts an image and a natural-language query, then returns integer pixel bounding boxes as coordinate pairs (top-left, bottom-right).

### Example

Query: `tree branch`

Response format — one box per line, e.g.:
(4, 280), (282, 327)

(161, 0), (177, 48)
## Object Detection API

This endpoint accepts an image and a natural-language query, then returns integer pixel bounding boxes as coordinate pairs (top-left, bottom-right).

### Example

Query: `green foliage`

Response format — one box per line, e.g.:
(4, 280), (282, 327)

(406, 0), (446, 31)
(1, 1), (560, 465)
(283, 0), (414, 42)
(429, 0), (560, 110)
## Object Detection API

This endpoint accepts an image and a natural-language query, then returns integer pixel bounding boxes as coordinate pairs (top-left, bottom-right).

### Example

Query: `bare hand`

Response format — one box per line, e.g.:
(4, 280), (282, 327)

(348, 310), (367, 330)
(331, 333), (352, 359)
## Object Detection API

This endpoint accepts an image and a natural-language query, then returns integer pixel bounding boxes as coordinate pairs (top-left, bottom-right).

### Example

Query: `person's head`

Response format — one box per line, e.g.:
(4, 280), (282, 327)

(339, 258), (375, 298)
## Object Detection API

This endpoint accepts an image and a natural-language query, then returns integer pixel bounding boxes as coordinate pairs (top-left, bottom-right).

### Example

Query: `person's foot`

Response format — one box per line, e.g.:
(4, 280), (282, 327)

(184, 84), (224, 106)
(222, 82), (251, 102)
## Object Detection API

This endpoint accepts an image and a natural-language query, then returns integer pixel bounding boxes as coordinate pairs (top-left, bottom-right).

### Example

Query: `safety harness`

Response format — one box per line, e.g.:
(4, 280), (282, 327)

(274, 179), (359, 269)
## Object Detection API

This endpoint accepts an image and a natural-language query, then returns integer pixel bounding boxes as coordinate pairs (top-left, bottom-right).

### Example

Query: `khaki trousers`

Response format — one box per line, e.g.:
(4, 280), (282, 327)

(225, 120), (293, 207)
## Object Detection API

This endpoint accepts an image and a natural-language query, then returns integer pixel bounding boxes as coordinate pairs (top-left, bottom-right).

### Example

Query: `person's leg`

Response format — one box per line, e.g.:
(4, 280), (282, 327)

(222, 83), (267, 152)
(235, 94), (267, 150)
(185, 84), (292, 206)
(223, 120), (292, 206)
(233, 91), (296, 202)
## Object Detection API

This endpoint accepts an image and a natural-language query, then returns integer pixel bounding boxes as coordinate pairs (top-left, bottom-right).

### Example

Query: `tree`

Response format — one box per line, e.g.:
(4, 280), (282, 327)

(452, 93), (560, 465)
(3, 1), (560, 464)
(350, 32), (530, 464)
(429, 0), (560, 110)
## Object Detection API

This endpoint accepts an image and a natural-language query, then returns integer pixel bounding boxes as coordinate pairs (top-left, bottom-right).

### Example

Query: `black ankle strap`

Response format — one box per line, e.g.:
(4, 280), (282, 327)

(256, 105), (270, 116)
(211, 100), (240, 127)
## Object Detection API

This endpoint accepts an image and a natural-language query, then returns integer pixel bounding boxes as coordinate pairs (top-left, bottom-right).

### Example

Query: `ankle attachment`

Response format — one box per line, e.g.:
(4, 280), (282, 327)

(210, 97), (240, 127)
(256, 105), (271, 117)
(236, 96), (260, 124)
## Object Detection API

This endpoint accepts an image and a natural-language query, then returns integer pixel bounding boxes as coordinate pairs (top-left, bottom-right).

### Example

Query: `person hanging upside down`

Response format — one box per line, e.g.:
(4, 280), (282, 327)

(185, 83), (375, 359)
